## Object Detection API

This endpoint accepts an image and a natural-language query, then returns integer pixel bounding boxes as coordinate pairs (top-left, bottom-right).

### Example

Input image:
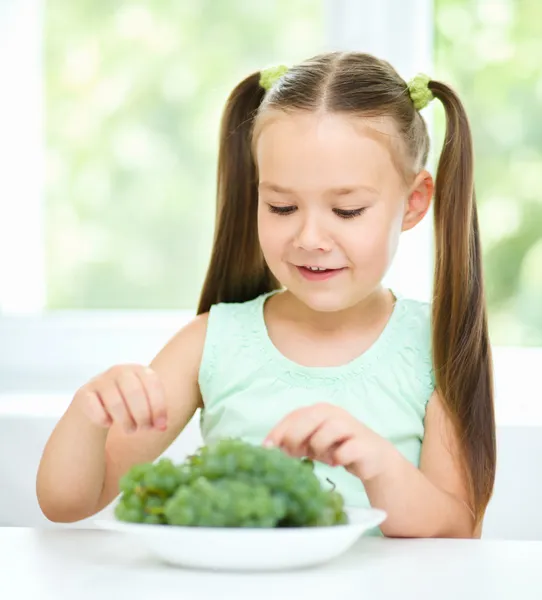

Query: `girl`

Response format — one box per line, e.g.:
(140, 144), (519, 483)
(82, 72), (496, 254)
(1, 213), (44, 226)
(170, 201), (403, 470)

(37, 51), (496, 538)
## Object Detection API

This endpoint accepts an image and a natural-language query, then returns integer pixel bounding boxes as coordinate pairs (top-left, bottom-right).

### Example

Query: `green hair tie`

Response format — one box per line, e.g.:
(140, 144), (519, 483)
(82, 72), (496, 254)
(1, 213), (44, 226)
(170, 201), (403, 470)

(259, 64), (289, 91)
(407, 73), (434, 110)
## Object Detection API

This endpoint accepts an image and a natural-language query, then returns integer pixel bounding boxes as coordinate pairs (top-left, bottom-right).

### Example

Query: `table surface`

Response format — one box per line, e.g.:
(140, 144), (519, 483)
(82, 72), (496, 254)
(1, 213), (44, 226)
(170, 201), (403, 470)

(1, 528), (541, 600)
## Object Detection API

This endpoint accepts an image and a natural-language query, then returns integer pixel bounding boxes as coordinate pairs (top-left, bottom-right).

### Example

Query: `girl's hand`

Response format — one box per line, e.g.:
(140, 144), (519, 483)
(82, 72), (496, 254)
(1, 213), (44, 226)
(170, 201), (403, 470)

(264, 403), (396, 481)
(73, 364), (168, 434)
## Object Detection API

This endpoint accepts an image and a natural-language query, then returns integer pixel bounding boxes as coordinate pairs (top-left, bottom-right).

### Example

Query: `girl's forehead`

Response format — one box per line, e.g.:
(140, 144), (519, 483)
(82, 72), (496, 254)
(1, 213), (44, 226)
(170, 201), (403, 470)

(257, 110), (397, 141)
(255, 111), (405, 189)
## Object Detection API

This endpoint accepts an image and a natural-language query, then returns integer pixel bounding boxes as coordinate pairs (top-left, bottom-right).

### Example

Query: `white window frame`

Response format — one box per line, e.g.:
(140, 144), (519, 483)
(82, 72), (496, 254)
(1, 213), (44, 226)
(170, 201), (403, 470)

(0, 0), (540, 426)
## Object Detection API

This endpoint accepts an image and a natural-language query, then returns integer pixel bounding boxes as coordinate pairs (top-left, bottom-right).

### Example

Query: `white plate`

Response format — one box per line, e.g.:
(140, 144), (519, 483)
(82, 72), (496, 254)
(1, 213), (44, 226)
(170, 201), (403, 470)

(94, 507), (386, 571)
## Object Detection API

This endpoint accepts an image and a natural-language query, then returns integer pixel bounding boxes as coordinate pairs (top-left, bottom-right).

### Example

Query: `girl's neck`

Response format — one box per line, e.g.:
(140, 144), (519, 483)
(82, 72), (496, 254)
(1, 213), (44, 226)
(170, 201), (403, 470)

(268, 286), (395, 334)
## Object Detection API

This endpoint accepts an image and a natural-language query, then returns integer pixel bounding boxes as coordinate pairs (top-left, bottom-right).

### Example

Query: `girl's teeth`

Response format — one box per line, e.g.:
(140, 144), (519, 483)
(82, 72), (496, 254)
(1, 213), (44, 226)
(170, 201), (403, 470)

(307, 266), (327, 271)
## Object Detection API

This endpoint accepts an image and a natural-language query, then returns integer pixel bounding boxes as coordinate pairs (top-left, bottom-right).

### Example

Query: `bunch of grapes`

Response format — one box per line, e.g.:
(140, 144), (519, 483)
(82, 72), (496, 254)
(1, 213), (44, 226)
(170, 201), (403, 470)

(114, 438), (348, 528)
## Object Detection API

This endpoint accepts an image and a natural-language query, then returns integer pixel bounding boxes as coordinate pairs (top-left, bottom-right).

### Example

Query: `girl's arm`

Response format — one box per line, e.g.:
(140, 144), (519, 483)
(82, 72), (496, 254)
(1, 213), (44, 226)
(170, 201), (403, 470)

(364, 390), (477, 538)
(36, 314), (208, 523)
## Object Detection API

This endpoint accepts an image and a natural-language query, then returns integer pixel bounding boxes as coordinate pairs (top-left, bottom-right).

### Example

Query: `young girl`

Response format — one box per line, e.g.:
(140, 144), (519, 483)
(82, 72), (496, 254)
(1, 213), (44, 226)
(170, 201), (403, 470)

(37, 51), (496, 538)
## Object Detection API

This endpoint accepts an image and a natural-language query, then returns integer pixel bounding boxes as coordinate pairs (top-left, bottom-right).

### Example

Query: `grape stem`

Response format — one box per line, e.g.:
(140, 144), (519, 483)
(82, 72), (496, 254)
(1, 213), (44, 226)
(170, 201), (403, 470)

(135, 485), (168, 499)
(146, 507), (166, 516)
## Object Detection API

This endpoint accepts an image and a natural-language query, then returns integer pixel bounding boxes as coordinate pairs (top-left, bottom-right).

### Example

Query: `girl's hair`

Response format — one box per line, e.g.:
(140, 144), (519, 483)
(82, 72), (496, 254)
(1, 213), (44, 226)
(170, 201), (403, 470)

(197, 52), (496, 524)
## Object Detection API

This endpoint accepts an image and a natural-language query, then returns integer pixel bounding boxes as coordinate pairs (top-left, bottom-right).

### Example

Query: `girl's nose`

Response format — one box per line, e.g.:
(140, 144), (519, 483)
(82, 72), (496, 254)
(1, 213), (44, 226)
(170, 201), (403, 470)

(293, 215), (332, 253)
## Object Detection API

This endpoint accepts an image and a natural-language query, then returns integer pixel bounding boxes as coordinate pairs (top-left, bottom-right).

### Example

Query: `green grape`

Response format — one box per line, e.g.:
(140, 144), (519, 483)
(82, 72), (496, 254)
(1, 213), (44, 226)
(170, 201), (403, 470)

(123, 493), (144, 511)
(114, 499), (145, 523)
(115, 438), (348, 528)
(142, 458), (185, 495)
(309, 490), (349, 526)
(164, 477), (287, 527)
(116, 458), (186, 525)
(118, 462), (154, 494)
(142, 514), (163, 525)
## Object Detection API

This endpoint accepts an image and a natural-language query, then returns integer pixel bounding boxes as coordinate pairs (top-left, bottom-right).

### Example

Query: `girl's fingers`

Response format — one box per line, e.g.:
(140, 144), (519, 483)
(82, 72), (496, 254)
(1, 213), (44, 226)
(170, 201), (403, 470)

(264, 415), (309, 455)
(80, 389), (112, 428)
(330, 438), (364, 472)
(135, 366), (168, 430)
(306, 417), (353, 461)
(74, 364), (169, 434)
(99, 382), (136, 433)
(116, 371), (152, 430)
(265, 405), (331, 456)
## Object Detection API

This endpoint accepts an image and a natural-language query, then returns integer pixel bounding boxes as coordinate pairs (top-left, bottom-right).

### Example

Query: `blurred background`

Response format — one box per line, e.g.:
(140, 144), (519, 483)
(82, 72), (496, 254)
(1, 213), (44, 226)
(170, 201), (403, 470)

(0, 0), (540, 391)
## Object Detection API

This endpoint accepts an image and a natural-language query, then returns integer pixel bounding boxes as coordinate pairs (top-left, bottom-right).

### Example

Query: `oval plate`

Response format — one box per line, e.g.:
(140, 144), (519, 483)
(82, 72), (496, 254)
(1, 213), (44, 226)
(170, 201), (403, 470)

(94, 507), (386, 571)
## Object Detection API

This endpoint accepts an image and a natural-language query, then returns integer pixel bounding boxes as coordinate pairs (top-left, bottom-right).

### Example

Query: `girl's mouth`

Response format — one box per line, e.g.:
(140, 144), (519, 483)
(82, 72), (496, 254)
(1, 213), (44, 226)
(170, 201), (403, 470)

(296, 265), (346, 281)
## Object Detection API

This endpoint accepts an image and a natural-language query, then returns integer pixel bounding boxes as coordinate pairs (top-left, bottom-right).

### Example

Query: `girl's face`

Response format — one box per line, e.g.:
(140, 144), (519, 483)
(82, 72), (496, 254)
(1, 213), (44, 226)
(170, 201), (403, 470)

(256, 111), (431, 313)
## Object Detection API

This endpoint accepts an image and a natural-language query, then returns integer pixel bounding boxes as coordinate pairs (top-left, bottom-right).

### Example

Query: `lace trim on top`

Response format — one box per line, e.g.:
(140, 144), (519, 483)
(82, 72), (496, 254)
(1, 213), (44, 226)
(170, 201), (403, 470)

(234, 290), (413, 389)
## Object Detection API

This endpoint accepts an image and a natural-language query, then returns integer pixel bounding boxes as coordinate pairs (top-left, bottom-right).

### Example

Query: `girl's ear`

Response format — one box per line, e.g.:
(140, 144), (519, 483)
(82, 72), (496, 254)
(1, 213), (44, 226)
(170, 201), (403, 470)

(402, 170), (434, 231)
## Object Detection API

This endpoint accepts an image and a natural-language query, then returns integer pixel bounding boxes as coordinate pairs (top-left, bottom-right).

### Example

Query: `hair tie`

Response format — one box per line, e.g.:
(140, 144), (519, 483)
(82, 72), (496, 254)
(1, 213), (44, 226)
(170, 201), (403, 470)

(407, 73), (434, 111)
(259, 64), (289, 91)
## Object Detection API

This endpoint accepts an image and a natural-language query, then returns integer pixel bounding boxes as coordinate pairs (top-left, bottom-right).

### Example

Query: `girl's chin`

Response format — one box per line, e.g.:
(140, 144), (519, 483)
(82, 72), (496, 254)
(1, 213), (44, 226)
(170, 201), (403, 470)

(284, 285), (355, 313)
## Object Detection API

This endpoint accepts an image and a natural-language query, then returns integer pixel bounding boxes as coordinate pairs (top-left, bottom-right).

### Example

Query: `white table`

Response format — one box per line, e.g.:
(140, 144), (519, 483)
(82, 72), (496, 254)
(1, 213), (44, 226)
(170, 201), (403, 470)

(1, 528), (541, 600)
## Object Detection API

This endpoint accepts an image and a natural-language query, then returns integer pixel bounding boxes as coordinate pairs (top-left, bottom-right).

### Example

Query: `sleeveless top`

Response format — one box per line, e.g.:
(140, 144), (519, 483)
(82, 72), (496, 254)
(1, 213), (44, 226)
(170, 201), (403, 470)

(197, 290), (435, 535)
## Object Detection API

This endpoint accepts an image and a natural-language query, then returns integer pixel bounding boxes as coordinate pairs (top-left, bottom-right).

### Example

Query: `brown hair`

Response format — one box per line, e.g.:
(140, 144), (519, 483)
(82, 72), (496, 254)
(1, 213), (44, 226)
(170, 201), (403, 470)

(197, 52), (496, 524)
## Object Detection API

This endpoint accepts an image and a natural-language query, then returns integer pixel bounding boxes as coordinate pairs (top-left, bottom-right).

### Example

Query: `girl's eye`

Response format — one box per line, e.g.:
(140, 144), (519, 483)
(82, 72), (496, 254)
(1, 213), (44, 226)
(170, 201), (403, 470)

(268, 205), (297, 215)
(334, 208), (367, 219)
(267, 205), (367, 219)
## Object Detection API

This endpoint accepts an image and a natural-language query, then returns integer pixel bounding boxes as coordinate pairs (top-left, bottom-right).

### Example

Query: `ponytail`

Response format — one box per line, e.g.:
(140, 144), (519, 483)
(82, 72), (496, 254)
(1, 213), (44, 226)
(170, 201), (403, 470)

(197, 72), (279, 315)
(429, 81), (496, 524)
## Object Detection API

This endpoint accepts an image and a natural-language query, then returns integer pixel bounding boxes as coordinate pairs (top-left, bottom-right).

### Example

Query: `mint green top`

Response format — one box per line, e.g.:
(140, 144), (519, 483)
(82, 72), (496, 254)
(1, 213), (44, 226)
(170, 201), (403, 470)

(198, 290), (435, 534)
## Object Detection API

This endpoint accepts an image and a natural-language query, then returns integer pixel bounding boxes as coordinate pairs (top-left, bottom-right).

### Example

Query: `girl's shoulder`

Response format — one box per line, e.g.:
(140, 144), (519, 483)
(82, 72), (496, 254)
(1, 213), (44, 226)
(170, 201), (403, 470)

(390, 294), (435, 397)
(200, 293), (270, 352)
(392, 294), (433, 355)
(395, 295), (432, 334)
(206, 292), (267, 325)
(197, 291), (272, 393)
